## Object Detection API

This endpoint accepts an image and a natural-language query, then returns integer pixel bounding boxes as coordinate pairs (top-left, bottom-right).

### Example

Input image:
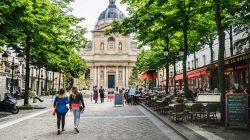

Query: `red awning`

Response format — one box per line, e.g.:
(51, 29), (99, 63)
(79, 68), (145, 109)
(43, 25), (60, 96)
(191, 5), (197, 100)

(175, 74), (183, 80)
(187, 66), (210, 78)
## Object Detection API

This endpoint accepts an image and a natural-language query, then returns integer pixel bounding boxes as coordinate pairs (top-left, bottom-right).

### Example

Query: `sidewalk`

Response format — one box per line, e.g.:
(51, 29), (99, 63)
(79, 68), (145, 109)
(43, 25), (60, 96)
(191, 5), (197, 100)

(141, 104), (250, 140)
(0, 98), (184, 140)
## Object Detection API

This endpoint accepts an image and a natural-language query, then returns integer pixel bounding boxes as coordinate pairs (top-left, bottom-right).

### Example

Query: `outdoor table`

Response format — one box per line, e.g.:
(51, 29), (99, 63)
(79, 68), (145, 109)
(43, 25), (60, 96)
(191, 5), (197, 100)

(168, 103), (175, 111)
(185, 103), (194, 110)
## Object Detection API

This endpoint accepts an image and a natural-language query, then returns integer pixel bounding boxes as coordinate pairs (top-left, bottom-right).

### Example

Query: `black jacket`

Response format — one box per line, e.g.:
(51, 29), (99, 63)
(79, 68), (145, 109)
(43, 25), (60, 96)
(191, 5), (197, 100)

(69, 92), (85, 109)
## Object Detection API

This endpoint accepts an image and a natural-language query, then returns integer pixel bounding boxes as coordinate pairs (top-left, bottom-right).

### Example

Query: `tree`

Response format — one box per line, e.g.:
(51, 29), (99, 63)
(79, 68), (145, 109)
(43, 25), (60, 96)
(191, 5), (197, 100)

(1, 0), (88, 105)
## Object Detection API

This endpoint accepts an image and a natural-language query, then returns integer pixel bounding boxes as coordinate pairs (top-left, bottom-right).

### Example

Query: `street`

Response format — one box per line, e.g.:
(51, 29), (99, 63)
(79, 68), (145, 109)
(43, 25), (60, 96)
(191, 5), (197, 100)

(0, 98), (184, 140)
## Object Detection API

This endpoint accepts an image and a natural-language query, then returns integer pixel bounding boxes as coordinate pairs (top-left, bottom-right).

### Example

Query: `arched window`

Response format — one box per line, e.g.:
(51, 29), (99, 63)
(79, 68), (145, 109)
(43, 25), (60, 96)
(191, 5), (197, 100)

(108, 37), (115, 49)
(100, 42), (104, 50)
(118, 42), (122, 51)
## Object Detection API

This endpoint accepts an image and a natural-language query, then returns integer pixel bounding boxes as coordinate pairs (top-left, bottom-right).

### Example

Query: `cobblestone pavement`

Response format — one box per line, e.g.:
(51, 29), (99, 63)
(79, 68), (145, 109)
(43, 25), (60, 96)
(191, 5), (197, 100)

(0, 98), (184, 140)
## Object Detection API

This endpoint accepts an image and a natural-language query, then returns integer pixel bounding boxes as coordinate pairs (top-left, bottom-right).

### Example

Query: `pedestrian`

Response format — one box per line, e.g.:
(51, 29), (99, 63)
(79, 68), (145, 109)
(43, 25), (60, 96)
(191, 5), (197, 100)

(69, 86), (85, 133)
(53, 88), (69, 135)
(93, 86), (98, 103)
(124, 89), (129, 104)
(99, 86), (105, 103)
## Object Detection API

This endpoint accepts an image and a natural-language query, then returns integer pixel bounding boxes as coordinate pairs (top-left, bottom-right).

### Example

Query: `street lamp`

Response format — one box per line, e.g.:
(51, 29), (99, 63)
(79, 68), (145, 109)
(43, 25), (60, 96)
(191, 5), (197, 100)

(163, 45), (169, 57)
(179, 46), (184, 57)
(2, 50), (24, 94)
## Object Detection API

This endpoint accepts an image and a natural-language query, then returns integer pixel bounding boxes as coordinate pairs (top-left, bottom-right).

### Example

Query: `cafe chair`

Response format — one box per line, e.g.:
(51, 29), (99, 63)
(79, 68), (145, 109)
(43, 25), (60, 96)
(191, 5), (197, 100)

(205, 103), (218, 122)
(169, 103), (186, 123)
(187, 103), (205, 122)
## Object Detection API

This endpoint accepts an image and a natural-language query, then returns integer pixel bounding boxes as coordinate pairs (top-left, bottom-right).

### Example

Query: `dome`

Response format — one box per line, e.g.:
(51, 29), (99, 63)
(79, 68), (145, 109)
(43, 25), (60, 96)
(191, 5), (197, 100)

(97, 0), (125, 22)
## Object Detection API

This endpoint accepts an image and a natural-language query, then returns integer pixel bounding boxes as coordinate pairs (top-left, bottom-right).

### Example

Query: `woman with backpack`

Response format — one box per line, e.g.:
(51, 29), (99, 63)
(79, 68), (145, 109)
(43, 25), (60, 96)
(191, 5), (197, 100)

(69, 86), (85, 133)
(53, 88), (69, 135)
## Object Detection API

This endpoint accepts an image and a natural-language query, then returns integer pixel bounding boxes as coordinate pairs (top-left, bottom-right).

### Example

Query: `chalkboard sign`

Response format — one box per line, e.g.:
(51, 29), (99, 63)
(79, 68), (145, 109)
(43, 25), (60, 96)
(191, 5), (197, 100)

(114, 94), (123, 106)
(225, 94), (249, 127)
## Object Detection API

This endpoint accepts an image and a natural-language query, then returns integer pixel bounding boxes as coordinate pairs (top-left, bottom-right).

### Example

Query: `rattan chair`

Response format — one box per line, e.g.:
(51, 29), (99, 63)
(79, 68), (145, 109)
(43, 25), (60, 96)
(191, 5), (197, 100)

(169, 103), (186, 123)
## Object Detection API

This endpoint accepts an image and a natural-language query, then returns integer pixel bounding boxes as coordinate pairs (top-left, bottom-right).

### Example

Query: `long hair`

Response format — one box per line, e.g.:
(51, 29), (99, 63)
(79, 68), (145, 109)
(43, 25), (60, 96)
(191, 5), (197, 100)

(71, 86), (78, 98)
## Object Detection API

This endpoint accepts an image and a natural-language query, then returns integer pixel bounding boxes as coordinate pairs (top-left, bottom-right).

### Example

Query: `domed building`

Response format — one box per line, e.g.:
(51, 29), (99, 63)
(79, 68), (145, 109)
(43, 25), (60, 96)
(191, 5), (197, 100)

(81, 0), (140, 89)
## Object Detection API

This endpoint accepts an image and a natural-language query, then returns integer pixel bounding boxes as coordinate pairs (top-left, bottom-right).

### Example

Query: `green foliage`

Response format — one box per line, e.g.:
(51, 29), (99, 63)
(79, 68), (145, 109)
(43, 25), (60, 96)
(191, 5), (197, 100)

(128, 67), (143, 87)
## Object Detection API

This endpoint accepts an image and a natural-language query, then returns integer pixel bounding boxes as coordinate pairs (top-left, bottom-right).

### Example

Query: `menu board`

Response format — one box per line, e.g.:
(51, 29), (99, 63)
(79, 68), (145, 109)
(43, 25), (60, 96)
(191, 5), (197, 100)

(114, 94), (123, 106)
(226, 94), (248, 127)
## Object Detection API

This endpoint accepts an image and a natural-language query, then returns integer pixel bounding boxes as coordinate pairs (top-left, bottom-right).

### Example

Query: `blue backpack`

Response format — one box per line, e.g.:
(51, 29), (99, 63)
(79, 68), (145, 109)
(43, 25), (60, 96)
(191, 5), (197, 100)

(55, 96), (69, 113)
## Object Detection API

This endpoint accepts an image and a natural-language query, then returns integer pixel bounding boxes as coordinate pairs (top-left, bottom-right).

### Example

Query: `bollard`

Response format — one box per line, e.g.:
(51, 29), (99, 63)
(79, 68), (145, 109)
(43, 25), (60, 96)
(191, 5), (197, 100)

(33, 97), (37, 103)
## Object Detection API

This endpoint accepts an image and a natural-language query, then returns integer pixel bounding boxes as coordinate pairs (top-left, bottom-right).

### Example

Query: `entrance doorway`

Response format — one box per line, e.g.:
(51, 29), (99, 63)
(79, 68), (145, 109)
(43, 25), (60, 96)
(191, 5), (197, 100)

(108, 75), (115, 88)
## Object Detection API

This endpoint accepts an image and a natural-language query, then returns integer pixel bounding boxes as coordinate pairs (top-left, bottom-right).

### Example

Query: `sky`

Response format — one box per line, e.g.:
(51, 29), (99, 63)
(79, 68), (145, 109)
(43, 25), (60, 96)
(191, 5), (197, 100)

(70, 0), (129, 40)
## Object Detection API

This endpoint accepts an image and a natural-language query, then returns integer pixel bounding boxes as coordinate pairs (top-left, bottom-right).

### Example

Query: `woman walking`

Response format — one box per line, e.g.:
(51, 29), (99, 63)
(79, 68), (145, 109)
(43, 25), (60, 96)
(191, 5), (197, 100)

(53, 88), (69, 135)
(93, 86), (98, 103)
(69, 86), (85, 133)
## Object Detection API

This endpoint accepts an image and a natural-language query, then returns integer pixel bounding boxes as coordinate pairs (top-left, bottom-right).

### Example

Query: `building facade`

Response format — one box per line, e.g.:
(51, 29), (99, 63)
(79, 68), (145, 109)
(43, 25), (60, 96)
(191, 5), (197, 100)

(160, 30), (250, 92)
(81, 0), (140, 89)
(0, 46), (63, 100)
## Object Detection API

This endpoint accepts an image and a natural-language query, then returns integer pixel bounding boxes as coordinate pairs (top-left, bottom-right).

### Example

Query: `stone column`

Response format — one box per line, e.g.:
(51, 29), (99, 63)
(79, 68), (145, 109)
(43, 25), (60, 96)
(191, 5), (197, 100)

(116, 66), (119, 88)
(94, 66), (97, 86)
(104, 66), (107, 89)
(123, 66), (126, 88)
(97, 66), (100, 87)
(126, 66), (129, 88)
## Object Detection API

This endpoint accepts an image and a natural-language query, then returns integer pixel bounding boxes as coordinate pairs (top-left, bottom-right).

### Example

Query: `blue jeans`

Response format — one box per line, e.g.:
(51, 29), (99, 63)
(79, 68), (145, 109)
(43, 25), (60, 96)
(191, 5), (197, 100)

(72, 107), (80, 128)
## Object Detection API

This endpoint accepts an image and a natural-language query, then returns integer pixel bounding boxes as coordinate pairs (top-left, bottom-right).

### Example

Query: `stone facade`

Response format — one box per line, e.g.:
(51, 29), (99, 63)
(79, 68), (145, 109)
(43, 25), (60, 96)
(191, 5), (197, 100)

(81, 0), (139, 89)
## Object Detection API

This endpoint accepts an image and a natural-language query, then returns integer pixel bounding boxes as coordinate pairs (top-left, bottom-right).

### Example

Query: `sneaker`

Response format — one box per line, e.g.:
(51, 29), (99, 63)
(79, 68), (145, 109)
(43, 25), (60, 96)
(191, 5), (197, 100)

(57, 130), (60, 135)
(75, 128), (79, 133)
(61, 129), (65, 132)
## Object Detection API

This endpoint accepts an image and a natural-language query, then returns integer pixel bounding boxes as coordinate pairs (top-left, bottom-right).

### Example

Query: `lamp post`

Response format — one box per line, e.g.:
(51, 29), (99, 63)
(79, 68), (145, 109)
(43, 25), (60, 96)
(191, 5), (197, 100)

(163, 41), (169, 94)
(2, 50), (24, 94)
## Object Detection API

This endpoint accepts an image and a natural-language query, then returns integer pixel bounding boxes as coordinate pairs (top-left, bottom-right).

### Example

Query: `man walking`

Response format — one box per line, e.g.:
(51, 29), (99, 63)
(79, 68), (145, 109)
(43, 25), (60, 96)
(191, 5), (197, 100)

(99, 86), (105, 103)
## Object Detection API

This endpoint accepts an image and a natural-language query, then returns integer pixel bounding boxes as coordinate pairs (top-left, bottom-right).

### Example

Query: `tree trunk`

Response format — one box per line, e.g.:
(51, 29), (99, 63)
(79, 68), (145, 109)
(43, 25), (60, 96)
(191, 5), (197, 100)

(45, 69), (48, 92)
(37, 68), (41, 96)
(194, 51), (196, 69)
(165, 65), (169, 94)
(173, 57), (177, 94)
(58, 72), (61, 91)
(183, 19), (189, 97)
(214, 0), (226, 125)
(209, 40), (214, 90)
(52, 71), (55, 89)
(24, 33), (31, 105)
(62, 74), (65, 88)
(229, 26), (233, 56)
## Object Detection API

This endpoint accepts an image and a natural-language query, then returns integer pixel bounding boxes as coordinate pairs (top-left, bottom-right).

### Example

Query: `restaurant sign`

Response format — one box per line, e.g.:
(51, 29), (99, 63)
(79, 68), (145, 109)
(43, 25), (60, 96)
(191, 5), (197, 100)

(225, 53), (250, 65)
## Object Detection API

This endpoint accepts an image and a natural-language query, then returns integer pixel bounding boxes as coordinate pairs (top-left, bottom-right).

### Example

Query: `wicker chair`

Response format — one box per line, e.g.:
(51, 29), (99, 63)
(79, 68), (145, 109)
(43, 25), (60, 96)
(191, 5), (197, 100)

(169, 103), (186, 123)
(204, 103), (218, 122)
(187, 103), (205, 122)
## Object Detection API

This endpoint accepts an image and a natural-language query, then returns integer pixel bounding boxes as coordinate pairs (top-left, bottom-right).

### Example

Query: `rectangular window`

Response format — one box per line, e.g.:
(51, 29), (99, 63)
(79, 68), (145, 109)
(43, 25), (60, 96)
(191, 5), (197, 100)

(191, 60), (194, 69)
(195, 59), (198, 68)
(203, 55), (206, 66)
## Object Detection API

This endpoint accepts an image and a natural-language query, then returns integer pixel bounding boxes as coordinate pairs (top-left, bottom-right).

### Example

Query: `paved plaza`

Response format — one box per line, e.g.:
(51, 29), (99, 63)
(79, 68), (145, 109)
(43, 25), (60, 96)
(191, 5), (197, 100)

(0, 97), (184, 140)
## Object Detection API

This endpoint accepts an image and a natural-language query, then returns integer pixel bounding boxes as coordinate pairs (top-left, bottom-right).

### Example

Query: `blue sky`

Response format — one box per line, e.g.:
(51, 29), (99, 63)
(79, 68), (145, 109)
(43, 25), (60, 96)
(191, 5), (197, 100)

(70, 0), (128, 40)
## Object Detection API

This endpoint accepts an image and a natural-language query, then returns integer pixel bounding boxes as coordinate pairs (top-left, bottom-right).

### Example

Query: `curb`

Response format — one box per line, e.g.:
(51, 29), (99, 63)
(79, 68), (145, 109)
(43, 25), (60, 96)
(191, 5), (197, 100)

(141, 103), (207, 140)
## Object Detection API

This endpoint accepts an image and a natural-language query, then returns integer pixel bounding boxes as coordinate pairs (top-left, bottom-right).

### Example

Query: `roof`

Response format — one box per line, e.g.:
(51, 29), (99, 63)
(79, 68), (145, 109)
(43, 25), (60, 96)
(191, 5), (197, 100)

(97, 0), (124, 22)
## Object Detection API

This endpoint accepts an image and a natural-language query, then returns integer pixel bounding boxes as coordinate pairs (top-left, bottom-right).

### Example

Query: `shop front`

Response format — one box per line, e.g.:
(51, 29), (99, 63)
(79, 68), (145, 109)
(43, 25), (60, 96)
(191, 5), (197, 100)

(223, 52), (250, 92)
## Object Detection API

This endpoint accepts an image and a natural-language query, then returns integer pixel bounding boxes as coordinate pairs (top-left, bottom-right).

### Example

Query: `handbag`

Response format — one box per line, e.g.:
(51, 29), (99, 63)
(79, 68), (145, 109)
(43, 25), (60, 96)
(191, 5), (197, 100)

(80, 106), (85, 113)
